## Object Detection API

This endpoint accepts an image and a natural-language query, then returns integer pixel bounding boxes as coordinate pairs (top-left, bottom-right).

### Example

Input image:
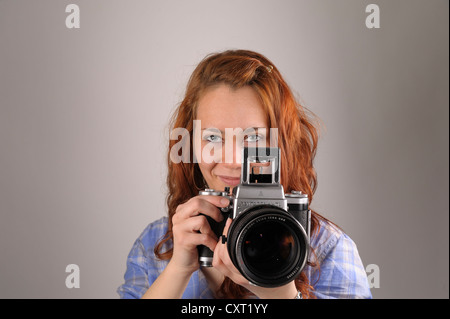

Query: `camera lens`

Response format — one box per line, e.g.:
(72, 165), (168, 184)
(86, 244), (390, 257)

(227, 205), (309, 288)
(242, 221), (295, 274)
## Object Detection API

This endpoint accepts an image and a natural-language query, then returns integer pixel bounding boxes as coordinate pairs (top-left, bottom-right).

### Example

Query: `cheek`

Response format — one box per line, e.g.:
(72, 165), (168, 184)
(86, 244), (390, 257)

(196, 141), (222, 186)
(198, 162), (216, 182)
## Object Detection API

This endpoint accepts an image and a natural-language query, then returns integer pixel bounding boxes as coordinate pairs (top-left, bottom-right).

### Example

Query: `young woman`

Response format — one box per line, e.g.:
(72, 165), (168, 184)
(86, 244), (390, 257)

(117, 50), (372, 299)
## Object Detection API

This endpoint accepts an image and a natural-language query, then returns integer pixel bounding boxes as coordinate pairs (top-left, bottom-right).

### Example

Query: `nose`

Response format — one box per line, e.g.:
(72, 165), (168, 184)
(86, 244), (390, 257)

(222, 134), (243, 167)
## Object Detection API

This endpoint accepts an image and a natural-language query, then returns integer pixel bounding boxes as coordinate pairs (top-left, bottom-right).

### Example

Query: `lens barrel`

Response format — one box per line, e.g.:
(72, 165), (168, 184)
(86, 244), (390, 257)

(227, 205), (309, 288)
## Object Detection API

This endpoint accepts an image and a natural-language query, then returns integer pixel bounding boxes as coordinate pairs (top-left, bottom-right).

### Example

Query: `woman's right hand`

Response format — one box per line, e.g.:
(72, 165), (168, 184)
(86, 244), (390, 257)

(169, 195), (230, 276)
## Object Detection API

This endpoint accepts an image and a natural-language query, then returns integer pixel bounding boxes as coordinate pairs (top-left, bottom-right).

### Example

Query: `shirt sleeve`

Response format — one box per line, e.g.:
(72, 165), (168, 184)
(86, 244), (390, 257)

(311, 232), (372, 299)
(117, 218), (169, 299)
(117, 237), (152, 299)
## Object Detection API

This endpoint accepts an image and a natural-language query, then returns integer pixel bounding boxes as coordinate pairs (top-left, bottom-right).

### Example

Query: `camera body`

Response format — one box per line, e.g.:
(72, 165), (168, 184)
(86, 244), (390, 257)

(198, 147), (311, 288)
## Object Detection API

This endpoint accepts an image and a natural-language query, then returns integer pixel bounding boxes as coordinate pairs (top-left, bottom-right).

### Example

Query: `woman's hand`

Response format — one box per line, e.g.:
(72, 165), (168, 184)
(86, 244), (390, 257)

(212, 218), (299, 299)
(142, 196), (229, 299)
(169, 195), (230, 276)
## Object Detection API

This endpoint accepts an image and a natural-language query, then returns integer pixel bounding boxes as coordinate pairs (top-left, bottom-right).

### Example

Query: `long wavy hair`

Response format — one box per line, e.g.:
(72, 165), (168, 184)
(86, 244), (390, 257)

(155, 49), (325, 299)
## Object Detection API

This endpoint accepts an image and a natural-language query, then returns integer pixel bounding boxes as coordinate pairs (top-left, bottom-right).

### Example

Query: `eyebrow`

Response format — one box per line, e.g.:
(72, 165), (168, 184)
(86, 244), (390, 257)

(201, 127), (267, 134)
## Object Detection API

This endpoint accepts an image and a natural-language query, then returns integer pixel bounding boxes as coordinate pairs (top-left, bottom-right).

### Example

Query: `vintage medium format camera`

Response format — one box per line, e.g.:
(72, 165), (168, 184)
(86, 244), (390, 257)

(198, 147), (311, 288)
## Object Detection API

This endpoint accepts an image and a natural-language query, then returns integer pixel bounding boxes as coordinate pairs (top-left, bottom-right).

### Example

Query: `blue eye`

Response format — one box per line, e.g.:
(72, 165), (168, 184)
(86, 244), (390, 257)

(204, 134), (222, 143)
(245, 134), (262, 143)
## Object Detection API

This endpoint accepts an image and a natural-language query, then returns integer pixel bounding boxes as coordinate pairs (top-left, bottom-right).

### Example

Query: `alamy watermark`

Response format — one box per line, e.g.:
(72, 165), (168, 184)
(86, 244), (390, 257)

(65, 263), (380, 290)
(65, 4), (380, 30)
(365, 4), (380, 29)
(65, 264), (80, 289)
(366, 263), (380, 289)
(65, 4), (80, 29)
(169, 120), (279, 165)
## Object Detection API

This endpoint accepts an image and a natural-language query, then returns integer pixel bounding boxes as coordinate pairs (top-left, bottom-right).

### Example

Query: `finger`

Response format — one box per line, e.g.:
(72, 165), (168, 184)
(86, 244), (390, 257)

(176, 215), (219, 241)
(216, 218), (232, 266)
(221, 217), (232, 236)
(176, 232), (218, 252)
(212, 237), (231, 275)
(215, 236), (237, 271)
(173, 215), (220, 251)
(212, 234), (248, 287)
(175, 196), (228, 223)
(213, 219), (235, 271)
(196, 195), (230, 221)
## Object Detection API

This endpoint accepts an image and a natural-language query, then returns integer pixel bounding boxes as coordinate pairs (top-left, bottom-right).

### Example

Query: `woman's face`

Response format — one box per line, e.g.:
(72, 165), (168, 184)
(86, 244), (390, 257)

(195, 84), (269, 191)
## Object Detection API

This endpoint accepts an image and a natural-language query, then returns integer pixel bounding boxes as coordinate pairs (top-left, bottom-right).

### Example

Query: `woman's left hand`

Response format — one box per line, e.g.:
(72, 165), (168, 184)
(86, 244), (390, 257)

(212, 218), (299, 299)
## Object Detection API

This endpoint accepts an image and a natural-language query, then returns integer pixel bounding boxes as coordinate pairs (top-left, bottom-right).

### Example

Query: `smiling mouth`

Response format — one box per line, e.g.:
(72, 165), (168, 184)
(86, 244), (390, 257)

(217, 175), (241, 186)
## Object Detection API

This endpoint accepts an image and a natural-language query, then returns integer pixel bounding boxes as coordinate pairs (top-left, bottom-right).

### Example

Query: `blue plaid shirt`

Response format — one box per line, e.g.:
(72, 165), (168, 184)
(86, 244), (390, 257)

(117, 216), (372, 299)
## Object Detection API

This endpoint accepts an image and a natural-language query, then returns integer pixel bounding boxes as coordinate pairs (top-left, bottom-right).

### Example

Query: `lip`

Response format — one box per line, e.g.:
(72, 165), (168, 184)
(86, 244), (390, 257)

(217, 175), (241, 186)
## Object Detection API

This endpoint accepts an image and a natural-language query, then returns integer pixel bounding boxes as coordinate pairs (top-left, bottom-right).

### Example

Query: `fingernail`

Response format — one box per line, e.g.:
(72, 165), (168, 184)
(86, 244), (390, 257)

(220, 198), (229, 206)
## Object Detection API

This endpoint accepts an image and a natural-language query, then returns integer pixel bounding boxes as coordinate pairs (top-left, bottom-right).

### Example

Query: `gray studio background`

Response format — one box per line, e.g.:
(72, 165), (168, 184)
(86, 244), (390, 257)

(0, 0), (448, 298)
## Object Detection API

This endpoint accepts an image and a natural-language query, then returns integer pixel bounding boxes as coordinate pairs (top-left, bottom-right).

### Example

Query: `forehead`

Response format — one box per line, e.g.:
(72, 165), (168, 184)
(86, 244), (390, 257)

(196, 84), (268, 129)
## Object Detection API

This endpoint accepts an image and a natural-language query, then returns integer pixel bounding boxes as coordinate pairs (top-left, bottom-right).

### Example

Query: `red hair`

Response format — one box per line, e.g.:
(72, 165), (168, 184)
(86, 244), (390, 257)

(155, 50), (325, 298)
